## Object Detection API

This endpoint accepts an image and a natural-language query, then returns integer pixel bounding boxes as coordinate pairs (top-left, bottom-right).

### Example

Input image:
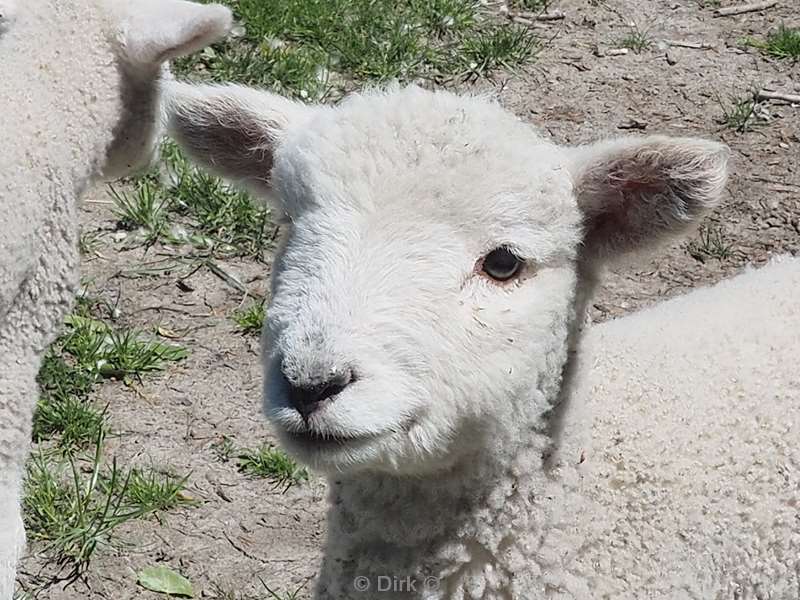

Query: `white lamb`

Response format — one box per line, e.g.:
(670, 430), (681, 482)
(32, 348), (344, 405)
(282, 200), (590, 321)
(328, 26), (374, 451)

(166, 83), (794, 598)
(0, 2), (231, 597)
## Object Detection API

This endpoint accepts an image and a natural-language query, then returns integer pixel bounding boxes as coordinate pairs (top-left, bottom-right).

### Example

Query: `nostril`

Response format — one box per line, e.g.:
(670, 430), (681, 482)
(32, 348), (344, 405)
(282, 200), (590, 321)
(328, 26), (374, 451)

(286, 368), (354, 420)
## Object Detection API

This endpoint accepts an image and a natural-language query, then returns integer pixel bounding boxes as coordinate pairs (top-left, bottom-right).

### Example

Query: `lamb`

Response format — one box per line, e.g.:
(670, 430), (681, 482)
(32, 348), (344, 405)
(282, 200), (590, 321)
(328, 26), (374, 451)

(165, 81), (793, 598)
(0, 2), (231, 597)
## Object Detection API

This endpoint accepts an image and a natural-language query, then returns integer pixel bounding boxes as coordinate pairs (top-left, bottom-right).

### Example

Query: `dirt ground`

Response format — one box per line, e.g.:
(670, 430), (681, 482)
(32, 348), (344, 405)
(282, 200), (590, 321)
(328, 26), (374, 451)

(17, 0), (799, 598)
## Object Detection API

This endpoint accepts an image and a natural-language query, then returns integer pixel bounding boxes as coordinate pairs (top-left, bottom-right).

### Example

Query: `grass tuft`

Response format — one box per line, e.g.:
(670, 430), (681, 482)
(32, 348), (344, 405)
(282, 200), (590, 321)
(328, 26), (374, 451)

(33, 395), (107, 450)
(160, 142), (273, 257)
(232, 301), (266, 335)
(237, 444), (309, 489)
(619, 22), (652, 54)
(687, 226), (734, 262)
(716, 92), (760, 132)
(212, 436), (237, 463)
(24, 430), (195, 580)
(115, 468), (195, 515)
(747, 25), (800, 60)
(109, 180), (172, 246)
(24, 433), (141, 579)
(61, 315), (188, 380)
(457, 26), (539, 77)
(34, 348), (105, 450)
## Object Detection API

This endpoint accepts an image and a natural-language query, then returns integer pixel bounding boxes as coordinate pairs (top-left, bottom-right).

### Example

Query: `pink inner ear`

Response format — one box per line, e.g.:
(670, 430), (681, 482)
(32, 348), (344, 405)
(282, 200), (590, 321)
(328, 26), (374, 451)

(618, 178), (664, 194)
(608, 158), (666, 195)
(582, 168), (671, 257)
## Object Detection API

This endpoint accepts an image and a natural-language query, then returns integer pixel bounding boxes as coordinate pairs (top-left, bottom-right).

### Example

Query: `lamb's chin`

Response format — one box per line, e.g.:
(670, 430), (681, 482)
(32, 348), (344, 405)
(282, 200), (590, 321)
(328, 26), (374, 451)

(277, 427), (395, 473)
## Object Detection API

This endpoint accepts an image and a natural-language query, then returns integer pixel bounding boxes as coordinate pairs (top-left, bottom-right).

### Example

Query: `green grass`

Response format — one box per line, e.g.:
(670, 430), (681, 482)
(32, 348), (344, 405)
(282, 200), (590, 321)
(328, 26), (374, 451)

(33, 394), (107, 450)
(747, 25), (800, 60)
(232, 301), (266, 335)
(110, 143), (273, 257)
(109, 180), (172, 246)
(211, 435), (237, 462)
(113, 468), (194, 515)
(61, 315), (188, 380)
(457, 26), (539, 78)
(24, 434), (194, 580)
(78, 231), (104, 258)
(237, 444), (309, 489)
(717, 92), (759, 132)
(687, 226), (734, 262)
(34, 352), (104, 450)
(619, 22), (652, 54)
(24, 434), (146, 580)
(160, 142), (273, 256)
(27, 304), (194, 580)
(32, 310), (187, 451)
(176, 0), (537, 89)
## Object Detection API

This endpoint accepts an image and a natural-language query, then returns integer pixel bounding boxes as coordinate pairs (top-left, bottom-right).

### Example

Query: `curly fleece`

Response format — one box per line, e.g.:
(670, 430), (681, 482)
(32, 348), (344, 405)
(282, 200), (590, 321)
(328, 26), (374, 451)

(0, 2), (230, 597)
(562, 255), (800, 599)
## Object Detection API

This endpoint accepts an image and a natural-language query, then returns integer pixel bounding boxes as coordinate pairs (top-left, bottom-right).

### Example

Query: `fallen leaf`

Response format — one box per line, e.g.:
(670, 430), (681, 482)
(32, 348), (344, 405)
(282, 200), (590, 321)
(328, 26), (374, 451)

(137, 565), (194, 597)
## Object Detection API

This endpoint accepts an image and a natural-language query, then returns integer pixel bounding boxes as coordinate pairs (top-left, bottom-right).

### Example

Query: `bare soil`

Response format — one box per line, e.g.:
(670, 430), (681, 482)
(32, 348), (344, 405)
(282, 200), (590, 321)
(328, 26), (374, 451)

(17, 0), (799, 598)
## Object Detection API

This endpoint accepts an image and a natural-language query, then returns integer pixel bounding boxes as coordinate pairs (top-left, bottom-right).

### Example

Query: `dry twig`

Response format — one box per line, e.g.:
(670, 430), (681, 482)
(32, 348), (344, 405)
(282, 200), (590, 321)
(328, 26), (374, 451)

(507, 10), (565, 24)
(713, 1), (777, 17)
(756, 90), (800, 104)
(666, 40), (715, 50)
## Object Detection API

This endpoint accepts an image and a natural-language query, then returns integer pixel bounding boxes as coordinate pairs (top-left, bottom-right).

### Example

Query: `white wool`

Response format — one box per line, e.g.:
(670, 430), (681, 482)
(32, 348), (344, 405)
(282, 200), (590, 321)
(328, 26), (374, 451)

(164, 83), (751, 598)
(560, 255), (800, 599)
(0, 2), (230, 597)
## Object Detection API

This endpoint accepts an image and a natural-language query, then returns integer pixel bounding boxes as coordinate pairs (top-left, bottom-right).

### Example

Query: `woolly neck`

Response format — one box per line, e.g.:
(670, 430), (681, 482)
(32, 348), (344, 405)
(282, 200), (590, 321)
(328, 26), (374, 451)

(313, 411), (582, 599)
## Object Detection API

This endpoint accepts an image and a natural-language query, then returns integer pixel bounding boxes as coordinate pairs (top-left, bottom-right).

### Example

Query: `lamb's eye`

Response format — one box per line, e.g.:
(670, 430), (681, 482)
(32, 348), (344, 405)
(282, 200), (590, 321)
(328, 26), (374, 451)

(481, 247), (524, 282)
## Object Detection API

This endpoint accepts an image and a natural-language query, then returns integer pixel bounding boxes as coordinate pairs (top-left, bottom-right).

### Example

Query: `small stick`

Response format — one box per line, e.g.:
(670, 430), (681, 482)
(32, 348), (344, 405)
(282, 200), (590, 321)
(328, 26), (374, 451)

(205, 259), (264, 298)
(535, 10), (565, 21)
(667, 40), (715, 49)
(713, 1), (777, 17)
(510, 9), (566, 21)
(756, 90), (800, 104)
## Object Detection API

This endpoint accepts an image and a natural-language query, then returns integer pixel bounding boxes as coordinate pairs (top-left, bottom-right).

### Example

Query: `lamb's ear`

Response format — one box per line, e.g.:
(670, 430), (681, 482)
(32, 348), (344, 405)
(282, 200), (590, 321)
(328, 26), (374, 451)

(165, 82), (315, 193)
(568, 136), (729, 263)
(115, 0), (232, 69)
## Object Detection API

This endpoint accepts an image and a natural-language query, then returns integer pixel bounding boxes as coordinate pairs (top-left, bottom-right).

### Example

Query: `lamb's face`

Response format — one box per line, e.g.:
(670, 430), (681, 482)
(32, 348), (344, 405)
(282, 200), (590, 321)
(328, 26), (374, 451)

(261, 90), (582, 473)
(166, 84), (729, 476)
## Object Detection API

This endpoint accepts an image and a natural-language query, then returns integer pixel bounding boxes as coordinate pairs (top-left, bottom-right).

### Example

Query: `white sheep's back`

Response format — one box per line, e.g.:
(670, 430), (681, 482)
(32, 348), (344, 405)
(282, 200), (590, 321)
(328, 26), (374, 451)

(571, 256), (800, 599)
(0, 0), (120, 202)
(0, 0), (120, 316)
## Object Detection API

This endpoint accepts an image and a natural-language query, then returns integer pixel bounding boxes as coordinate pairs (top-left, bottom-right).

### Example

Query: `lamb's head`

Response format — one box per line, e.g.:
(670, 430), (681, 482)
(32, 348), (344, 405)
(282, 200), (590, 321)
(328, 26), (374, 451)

(166, 84), (728, 475)
(99, 0), (232, 179)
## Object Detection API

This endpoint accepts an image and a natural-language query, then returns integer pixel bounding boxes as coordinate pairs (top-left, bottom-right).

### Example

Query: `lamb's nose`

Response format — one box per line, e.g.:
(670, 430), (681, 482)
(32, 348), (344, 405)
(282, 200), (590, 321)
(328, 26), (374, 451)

(286, 370), (353, 420)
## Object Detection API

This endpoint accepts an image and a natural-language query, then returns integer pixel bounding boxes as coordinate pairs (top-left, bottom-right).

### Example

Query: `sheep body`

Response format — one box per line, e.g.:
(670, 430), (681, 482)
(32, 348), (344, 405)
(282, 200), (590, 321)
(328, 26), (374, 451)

(0, 2), (230, 597)
(565, 255), (800, 598)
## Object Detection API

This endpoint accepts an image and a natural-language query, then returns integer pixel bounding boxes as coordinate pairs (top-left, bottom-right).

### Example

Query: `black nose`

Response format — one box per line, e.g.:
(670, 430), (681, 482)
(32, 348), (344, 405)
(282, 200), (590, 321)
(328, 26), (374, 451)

(286, 370), (353, 420)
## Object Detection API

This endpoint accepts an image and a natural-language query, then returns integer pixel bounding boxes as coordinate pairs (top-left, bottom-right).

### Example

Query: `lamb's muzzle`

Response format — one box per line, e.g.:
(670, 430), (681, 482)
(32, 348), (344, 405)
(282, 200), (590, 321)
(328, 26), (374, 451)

(283, 366), (355, 420)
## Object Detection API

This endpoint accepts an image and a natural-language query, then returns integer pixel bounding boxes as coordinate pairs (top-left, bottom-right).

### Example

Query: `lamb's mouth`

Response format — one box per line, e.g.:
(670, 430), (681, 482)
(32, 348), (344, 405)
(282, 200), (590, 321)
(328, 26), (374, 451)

(285, 428), (382, 448)
(283, 420), (414, 452)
